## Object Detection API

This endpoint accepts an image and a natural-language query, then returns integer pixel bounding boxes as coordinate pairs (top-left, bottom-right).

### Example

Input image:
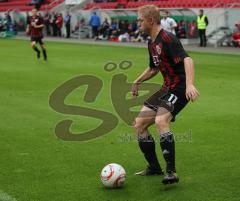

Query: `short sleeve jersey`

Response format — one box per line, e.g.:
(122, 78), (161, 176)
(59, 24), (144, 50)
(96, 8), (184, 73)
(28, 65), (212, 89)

(148, 29), (189, 90)
(29, 15), (43, 38)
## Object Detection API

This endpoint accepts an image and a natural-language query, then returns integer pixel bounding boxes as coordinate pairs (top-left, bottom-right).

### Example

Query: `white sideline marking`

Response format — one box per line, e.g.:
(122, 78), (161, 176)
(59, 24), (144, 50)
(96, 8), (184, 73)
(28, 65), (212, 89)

(0, 190), (17, 201)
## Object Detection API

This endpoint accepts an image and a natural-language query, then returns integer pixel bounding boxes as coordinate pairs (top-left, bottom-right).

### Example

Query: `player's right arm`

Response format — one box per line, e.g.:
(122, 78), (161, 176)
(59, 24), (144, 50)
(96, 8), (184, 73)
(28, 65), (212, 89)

(131, 67), (159, 97)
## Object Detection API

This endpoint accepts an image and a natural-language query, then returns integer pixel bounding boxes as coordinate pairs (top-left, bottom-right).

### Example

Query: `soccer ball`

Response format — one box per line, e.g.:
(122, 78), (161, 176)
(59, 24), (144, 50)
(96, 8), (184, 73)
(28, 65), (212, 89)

(100, 163), (126, 188)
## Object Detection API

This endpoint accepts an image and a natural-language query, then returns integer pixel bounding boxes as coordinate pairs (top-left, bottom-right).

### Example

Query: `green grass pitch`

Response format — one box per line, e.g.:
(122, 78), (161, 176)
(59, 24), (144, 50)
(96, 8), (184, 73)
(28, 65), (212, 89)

(0, 39), (240, 201)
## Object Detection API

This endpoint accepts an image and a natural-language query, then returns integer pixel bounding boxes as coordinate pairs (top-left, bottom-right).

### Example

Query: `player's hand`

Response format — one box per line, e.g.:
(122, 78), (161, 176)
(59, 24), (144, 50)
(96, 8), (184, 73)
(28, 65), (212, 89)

(131, 82), (139, 97)
(185, 84), (200, 102)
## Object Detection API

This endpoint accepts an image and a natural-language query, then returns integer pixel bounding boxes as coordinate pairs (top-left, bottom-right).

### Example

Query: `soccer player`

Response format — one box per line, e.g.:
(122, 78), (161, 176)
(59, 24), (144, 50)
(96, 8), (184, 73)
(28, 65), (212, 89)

(132, 5), (199, 184)
(26, 8), (47, 61)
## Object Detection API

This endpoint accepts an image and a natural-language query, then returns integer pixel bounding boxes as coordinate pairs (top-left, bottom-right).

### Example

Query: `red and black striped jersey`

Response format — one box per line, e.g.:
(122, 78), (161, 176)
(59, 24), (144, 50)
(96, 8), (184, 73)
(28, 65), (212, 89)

(148, 29), (189, 90)
(29, 15), (44, 38)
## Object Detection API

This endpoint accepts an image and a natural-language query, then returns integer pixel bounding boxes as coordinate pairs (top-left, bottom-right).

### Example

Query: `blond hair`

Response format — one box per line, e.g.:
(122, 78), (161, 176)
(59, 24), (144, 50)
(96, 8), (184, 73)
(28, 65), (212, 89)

(138, 5), (160, 25)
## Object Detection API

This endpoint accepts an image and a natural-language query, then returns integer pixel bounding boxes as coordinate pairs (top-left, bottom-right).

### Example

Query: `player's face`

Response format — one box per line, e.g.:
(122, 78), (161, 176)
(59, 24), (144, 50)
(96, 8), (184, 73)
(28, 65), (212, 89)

(137, 13), (151, 34)
(32, 9), (37, 16)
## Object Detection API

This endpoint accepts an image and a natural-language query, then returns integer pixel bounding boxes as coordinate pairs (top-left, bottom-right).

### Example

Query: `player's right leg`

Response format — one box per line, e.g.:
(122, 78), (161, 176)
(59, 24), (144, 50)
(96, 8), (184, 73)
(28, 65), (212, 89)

(133, 106), (163, 176)
(31, 40), (40, 59)
(40, 43), (47, 61)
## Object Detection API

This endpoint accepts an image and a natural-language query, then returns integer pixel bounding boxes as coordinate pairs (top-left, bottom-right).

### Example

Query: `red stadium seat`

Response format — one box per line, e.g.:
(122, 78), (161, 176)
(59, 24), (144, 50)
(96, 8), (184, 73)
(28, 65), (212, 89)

(0, 0), (64, 12)
(83, 0), (240, 10)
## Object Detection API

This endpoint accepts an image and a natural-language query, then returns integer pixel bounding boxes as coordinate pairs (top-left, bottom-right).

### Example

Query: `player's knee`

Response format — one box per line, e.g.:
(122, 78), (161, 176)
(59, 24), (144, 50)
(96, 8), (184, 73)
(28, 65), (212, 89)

(133, 118), (148, 134)
(155, 116), (168, 130)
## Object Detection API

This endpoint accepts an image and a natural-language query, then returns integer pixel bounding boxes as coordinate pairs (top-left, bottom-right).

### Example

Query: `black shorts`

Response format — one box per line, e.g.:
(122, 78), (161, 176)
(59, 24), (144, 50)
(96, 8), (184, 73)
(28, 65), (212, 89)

(31, 36), (44, 45)
(144, 88), (188, 122)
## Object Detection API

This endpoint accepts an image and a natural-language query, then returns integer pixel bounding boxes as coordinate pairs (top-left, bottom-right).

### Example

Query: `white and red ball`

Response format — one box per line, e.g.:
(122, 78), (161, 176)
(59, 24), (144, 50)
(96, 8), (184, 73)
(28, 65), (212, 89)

(100, 163), (126, 188)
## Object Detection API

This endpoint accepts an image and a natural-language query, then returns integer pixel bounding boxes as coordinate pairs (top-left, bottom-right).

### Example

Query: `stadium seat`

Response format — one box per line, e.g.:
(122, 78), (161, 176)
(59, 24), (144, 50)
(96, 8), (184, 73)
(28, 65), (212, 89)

(83, 0), (240, 10)
(0, 0), (64, 12)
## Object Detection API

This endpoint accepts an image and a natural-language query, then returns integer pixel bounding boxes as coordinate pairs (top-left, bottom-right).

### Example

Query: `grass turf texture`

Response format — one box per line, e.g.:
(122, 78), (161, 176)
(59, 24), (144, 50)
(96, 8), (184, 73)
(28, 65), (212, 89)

(0, 39), (240, 201)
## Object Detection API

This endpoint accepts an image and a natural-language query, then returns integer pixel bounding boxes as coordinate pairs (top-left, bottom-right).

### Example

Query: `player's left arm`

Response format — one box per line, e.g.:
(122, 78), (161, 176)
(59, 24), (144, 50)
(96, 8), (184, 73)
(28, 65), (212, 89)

(184, 57), (200, 102)
(165, 35), (200, 102)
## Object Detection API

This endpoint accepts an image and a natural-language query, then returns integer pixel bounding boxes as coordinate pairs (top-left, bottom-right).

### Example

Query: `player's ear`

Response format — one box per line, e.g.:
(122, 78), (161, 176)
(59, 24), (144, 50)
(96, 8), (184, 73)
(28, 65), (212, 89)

(149, 17), (154, 25)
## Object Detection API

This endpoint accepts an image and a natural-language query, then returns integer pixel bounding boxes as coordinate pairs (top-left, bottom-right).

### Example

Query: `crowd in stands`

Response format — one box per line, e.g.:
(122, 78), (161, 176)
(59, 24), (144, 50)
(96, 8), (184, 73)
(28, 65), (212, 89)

(0, 12), (16, 32)
(90, 17), (148, 42)
(0, 10), (198, 40)
(94, 19), (198, 42)
(0, 10), (70, 36)
(31, 11), (64, 36)
(88, 11), (198, 42)
(25, 10), (71, 37)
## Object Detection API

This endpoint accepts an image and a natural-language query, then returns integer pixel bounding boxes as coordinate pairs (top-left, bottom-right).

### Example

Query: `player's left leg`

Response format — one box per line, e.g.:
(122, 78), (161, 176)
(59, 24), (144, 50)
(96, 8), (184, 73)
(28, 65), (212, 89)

(155, 108), (179, 184)
(40, 42), (47, 61)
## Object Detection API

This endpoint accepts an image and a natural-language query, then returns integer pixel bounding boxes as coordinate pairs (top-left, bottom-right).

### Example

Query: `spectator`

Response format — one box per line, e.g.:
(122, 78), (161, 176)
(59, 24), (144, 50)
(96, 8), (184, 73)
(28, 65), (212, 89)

(17, 18), (25, 32)
(89, 12), (101, 39)
(118, 32), (130, 42)
(177, 20), (187, 38)
(118, 20), (126, 34)
(72, 18), (86, 34)
(0, 19), (4, 32)
(197, 9), (208, 47)
(131, 29), (148, 43)
(64, 11), (71, 38)
(4, 12), (12, 24)
(232, 21), (240, 47)
(128, 20), (138, 38)
(188, 21), (197, 38)
(4, 12), (13, 31)
(44, 10), (51, 36)
(130, 20), (138, 32)
(109, 19), (119, 39)
(110, 19), (118, 31)
(55, 13), (63, 37)
(26, 12), (31, 26)
(51, 13), (57, 36)
(99, 18), (110, 39)
(160, 11), (177, 35)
